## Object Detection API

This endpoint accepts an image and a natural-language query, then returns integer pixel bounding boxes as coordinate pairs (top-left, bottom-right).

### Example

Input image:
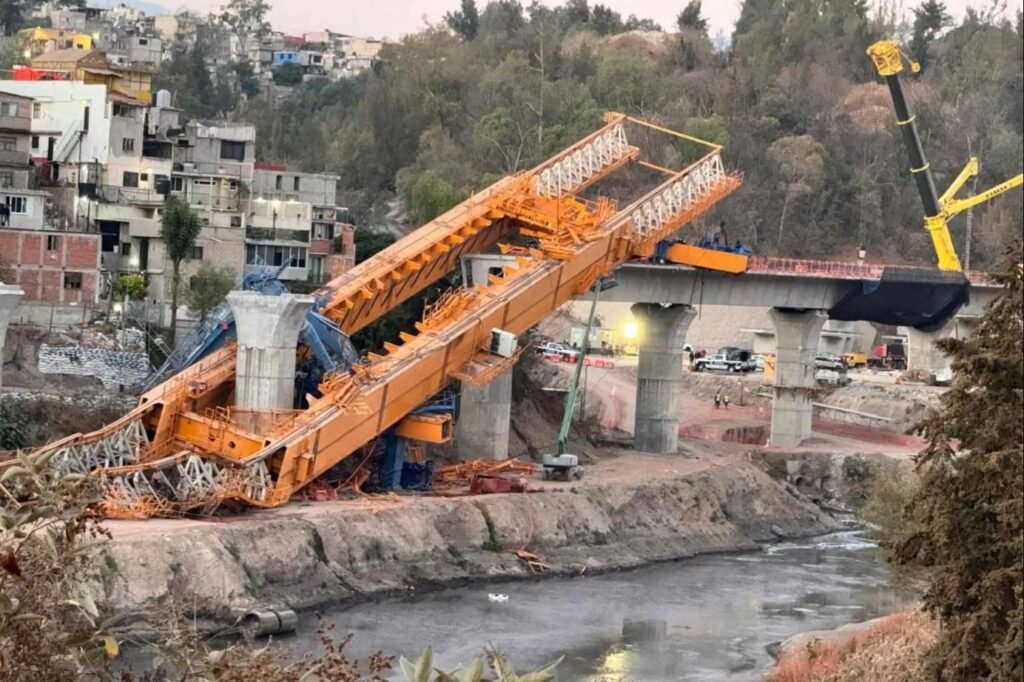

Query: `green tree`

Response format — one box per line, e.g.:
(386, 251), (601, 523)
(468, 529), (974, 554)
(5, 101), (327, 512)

(677, 0), (708, 33)
(911, 0), (952, 69)
(159, 196), (201, 348)
(410, 170), (465, 223)
(891, 240), (1023, 680)
(184, 264), (236, 323)
(218, 0), (271, 51)
(112, 273), (147, 301)
(272, 62), (304, 86)
(590, 4), (623, 35)
(445, 0), (480, 41)
(233, 60), (261, 97)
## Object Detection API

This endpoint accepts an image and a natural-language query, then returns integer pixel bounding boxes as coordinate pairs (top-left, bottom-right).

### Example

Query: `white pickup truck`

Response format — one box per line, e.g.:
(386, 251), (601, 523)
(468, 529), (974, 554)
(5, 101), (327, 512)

(535, 342), (579, 360)
(693, 354), (744, 373)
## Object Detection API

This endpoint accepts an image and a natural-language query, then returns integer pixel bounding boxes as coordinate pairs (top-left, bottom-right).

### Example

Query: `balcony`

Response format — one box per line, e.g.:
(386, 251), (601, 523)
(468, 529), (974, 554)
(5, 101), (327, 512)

(0, 115), (30, 134)
(98, 185), (167, 206)
(245, 226), (309, 243)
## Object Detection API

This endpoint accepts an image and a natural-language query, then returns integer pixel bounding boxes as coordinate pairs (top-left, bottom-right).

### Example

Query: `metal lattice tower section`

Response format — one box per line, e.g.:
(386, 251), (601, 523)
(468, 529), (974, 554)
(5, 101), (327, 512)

(630, 154), (727, 238)
(535, 123), (630, 197)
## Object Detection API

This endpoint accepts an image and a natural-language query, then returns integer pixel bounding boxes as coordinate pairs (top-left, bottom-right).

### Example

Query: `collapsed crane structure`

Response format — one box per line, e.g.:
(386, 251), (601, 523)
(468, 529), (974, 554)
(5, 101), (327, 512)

(37, 113), (741, 517)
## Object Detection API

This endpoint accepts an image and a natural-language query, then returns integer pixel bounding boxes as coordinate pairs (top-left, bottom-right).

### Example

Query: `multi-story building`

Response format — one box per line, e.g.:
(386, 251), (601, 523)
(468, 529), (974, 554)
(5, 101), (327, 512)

(0, 87), (102, 324)
(0, 90), (48, 230)
(27, 48), (154, 103)
(251, 165), (354, 284)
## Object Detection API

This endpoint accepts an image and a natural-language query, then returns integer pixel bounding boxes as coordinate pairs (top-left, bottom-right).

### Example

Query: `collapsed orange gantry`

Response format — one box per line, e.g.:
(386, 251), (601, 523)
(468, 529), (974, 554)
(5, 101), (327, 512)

(38, 113), (741, 517)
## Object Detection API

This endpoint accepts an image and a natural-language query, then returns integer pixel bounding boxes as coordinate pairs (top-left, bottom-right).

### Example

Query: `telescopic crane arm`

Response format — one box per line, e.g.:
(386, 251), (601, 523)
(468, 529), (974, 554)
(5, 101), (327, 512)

(867, 40), (1024, 272)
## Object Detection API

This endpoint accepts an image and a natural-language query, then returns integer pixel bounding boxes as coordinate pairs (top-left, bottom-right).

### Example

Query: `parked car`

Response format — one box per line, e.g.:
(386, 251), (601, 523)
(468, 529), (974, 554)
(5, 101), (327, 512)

(814, 354), (847, 371)
(693, 354), (744, 373)
(535, 342), (579, 360)
(750, 354), (767, 371)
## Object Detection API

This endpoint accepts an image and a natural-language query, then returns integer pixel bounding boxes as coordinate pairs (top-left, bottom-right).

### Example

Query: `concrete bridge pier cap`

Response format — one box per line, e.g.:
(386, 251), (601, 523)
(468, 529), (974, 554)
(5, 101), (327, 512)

(227, 291), (314, 413)
(632, 303), (696, 454)
(769, 308), (827, 447)
(0, 285), (25, 393)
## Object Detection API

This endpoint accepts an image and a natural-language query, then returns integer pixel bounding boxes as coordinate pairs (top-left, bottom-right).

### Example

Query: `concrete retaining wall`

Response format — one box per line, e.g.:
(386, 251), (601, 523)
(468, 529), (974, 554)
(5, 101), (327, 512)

(38, 344), (150, 390)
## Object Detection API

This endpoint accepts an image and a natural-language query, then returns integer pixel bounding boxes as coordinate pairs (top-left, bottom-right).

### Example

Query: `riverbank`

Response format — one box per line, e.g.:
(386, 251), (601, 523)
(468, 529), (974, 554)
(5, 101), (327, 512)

(93, 446), (838, 635)
(767, 608), (935, 681)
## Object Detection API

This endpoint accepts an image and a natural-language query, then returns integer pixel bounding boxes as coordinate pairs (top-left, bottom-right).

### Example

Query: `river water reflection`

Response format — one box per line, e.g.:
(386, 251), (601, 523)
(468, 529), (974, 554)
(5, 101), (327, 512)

(283, 530), (917, 681)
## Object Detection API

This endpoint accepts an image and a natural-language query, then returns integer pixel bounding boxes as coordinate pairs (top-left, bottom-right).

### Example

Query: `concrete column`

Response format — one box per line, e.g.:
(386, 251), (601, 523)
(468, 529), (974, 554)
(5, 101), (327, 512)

(769, 308), (827, 447)
(227, 292), (314, 413)
(632, 303), (696, 454)
(905, 318), (974, 373)
(0, 285), (25, 394)
(456, 370), (512, 461)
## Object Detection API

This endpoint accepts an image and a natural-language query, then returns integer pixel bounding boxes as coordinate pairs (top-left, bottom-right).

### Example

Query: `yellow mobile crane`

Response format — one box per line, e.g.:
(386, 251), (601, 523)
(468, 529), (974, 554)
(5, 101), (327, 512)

(867, 40), (1024, 271)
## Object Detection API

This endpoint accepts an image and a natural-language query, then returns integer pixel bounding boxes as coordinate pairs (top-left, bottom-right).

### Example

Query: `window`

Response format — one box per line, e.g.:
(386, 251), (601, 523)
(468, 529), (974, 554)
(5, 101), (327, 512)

(230, 215), (242, 227)
(187, 246), (204, 260)
(122, 171), (139, 188)
(112, 103), (136, 118)
(120, 242), (131, 257)
(140, 173), (149, 182)
(246, 244), (306, 268)
(121, 138), (135, 152)
(47, 234), (59, 250)
(293, 176), (300, 191)
(0, 171), (12, 188)
(7, 196), (27, 214)
(275, 175), (282, 190)
(31, 135), (39, 150)
(138, 38), (148, 45)
(32, 103), (41, 118)
(63, 272), (82, 290)
(0, 102), (16, 117)
(0, 136), (15, 152)
(220, 140), (245, 161)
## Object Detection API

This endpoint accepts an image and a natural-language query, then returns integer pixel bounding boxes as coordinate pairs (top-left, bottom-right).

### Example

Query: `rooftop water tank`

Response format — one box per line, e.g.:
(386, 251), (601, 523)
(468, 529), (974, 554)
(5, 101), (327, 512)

(155, 89), (172, 108)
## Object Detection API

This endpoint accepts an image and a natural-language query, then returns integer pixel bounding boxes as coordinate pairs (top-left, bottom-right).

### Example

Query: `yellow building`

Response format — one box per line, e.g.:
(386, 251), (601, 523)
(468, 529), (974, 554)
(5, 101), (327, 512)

(19, 27), (93, 57)
(30, 49), (152, 103)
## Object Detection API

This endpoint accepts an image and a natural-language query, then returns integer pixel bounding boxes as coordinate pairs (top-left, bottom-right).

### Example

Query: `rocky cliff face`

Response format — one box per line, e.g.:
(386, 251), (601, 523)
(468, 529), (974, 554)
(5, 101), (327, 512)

(95, 460), (836, 634)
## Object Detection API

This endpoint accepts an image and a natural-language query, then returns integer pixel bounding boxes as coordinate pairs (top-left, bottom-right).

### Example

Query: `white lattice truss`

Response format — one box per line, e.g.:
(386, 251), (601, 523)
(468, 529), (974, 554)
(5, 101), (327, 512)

(535, 123), (630, 197)
(49, 418), (272, 510)
(629, 153), (726, 238)
(51, 419), (149, 474)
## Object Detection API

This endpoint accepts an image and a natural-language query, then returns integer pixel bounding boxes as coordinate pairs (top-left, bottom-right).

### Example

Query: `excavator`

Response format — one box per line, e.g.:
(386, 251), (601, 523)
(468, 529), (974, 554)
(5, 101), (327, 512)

(866, 40), (1024, 272)
(36, 113), (742, 517)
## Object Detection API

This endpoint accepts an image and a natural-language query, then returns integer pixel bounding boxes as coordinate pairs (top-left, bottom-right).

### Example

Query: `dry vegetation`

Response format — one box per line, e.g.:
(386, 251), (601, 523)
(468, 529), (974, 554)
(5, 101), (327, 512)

(766, 609), (937, 682)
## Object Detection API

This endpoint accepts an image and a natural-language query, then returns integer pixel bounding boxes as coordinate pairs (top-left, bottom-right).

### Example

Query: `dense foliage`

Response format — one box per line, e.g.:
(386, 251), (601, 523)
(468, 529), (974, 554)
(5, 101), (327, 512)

(892, 239), (1024, 680)
(227, 0), (1022, 269)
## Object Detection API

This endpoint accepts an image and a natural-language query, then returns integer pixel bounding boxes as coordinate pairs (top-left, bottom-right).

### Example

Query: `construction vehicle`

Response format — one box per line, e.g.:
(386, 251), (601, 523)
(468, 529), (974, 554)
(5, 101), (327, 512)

(868, 343), (907, 371)
(541, 278), (607, 481)
(38, 113), (741, 517)
(867, 40), (1024, 272)
(841, 352), (868, 369)
(652, 221), (752, 275)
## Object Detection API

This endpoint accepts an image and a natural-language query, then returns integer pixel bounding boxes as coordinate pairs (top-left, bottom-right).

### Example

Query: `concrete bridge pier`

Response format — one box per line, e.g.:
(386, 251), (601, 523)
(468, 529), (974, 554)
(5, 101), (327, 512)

(456, 370), (512, 461)
(227, 292), (314, 415)
(769, 308), (827, 447)
(632, 303), (696, 454)
(905, 317), (975, 373)
(0, 285), (25, 393)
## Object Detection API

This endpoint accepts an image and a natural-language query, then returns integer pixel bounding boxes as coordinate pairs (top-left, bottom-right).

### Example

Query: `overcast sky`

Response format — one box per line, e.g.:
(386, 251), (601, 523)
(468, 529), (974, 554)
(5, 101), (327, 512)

(164, 0), (1024, 41)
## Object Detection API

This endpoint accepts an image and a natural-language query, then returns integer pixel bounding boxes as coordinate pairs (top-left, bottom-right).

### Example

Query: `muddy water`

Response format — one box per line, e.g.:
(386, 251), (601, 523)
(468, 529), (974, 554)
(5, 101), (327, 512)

(282, 530), (916, 681)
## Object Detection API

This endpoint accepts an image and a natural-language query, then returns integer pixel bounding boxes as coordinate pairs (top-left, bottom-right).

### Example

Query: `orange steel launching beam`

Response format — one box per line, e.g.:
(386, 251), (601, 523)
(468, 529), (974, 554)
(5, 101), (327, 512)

(37, 115), (739, 515)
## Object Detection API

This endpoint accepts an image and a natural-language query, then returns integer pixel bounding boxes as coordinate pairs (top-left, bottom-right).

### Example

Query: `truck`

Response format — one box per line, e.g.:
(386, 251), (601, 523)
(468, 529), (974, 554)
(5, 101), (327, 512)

(842, 351), (868, 369)
(868, 343), (907, 370)
(535, 342), (579, 361)
(693, 353), (745, 373)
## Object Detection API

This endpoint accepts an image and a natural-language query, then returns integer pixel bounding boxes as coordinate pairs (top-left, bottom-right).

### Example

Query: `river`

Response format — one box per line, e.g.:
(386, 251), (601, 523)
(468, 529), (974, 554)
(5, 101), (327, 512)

(275, 530), (917, 681)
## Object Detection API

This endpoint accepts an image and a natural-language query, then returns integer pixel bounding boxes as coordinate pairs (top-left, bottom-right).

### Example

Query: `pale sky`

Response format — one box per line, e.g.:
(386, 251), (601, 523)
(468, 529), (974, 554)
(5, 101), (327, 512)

(163, 0), (1024, 42)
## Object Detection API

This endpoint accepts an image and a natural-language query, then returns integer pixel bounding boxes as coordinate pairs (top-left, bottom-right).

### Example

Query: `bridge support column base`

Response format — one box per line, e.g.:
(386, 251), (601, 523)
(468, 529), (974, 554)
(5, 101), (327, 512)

(0, 285), (25, 394)
(632, 303), (696, 454)
(456, 370), (512, 461)
(228, 292), (315, 415)
(769, 308), (827, 448)
(905, 318), (974, 373)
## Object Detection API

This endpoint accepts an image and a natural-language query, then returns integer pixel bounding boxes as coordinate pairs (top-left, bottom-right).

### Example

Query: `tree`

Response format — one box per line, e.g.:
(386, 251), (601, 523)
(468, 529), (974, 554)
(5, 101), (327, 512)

(677, 0), (708, 33)
(891, 239), (1023, 680)
(445, 0), (479, 41)
(160, 196), (201, 348)
(590, 4), (624, 36)
(184, 264), (235, 324)
(410, 170), (465, 223)
(233, 60), (261, 97)
(219, 0), (271, 52)
(112, 273), (147, 301)
(911, 0), (951, 69)
(273, 62), (304, 86)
